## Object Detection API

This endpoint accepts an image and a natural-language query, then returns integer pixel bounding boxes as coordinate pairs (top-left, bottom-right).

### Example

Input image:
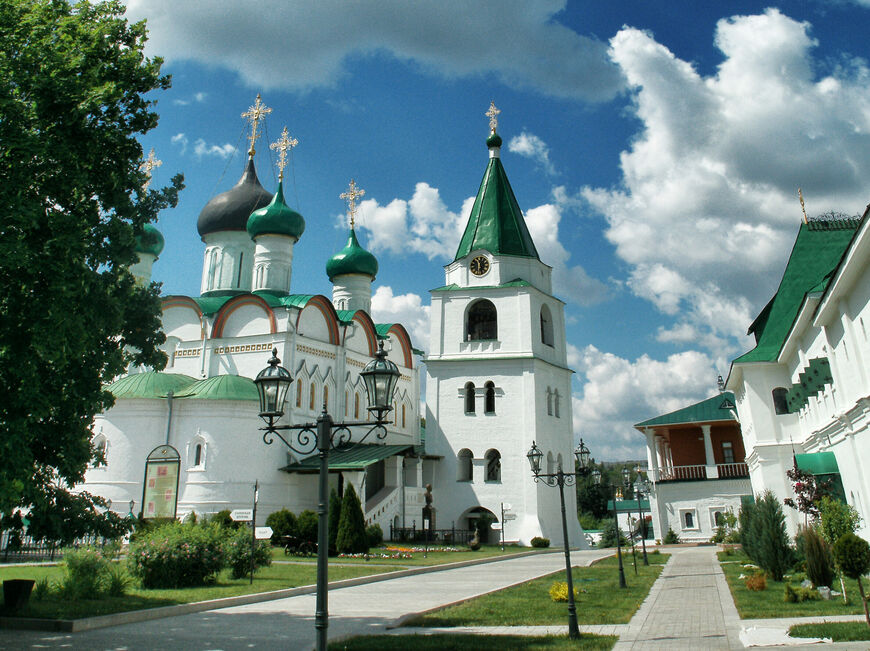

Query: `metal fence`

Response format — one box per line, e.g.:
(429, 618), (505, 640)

(389, 523), (476, 545)
(0, 530), (110, 563)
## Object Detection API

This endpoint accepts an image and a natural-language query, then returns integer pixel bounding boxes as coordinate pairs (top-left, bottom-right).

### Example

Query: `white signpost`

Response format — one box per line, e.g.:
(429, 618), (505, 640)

(255, 526), (273, 540)
(231, 508), (253, 522)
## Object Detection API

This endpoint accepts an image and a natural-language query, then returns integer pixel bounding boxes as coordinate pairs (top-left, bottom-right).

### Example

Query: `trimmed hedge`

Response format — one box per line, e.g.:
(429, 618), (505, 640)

(128, 521), (225, 588)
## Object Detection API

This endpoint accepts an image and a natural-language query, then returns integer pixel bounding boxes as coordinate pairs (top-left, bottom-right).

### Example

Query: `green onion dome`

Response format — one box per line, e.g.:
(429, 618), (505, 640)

(486, 132), (502, 148)
(197, 158), (273, 237)
(326, 228), (378, 281)
(134, 223), (165, 258)
(246, 180), (305, 240)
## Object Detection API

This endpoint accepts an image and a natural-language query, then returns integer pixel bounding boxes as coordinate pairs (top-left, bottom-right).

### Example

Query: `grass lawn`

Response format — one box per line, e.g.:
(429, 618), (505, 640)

(790, 621), (870, 641)
(0, 561), (399, 620)
(411, 552), (669, 627)
(274, 543), (532, 567)
(718, 550), (867, 618)
(328, 633), (618, 650)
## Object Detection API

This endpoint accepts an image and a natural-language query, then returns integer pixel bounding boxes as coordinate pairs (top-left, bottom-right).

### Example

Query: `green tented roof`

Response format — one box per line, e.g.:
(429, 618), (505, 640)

(635, 392), (737, 428)
(107, 372), (197, 399)
(281, 444), (413, 473)
(795, 452), (840, 475)
(607, 499), (650, 512)
(454, 139), (539, 261)
(173, 375), (259, 401)
(734, 220), (859, 363)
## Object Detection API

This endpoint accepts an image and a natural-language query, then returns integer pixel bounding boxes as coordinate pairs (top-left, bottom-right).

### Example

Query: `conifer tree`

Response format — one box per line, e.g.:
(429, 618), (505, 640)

(336, 484), (368, 554)
(328, 489), (341, 555)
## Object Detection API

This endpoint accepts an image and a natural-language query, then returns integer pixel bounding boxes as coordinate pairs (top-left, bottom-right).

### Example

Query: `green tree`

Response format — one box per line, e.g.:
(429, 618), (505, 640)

(818, 496), (862, 603)
(832, 533), (870, 626)
(296, 510), (318, 544)
(328, 489), (341, 555)
(0, 0), (183, 536)
(265, 508), (296, 542)
(752, 491), (794, 581)
(336, 484), (368, 554)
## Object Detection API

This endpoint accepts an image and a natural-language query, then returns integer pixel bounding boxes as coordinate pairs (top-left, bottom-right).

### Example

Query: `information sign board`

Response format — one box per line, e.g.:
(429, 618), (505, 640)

(231, 509), (254, 522)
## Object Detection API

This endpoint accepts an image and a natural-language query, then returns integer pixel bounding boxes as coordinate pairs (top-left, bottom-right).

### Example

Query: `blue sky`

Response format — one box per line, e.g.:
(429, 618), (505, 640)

(126, 1), (870, 460)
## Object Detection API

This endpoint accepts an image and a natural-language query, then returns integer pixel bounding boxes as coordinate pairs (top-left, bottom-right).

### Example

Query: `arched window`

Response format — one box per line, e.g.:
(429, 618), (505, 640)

(466, 299), (497, 341)
(484, 381), (495, 414)
(458, 448), (473, 481)
(402, 403), (406, 428)
(546, 388), (553, 416)
(93, 435), (108, 467)
(713, 511), (724, 527)
(684, 511), (694, 528)
(345, 390), (349, 417)
(772, 387), (789, 415)
(540, 304), (554, 346)
(309, 382), (316, 410)
(554, 390), (560, 418)
(296, 379), (303, 408)
(485, 449), (501, 482)
(323, 385), (329, 412)
(194, 443), (202, 467)
(465, 382), (476, 414)
(188, 437), (207, 470)
(354, 393), (360, 419)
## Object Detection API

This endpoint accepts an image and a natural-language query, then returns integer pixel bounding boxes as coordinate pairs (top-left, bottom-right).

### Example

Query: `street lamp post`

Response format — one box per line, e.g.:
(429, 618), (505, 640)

(633, 471), (650, 566)
(526, 439), (593, 639)
(592, 468), (627, 589)
(253, 342), (400, 651)
(622, 468), (638, 575)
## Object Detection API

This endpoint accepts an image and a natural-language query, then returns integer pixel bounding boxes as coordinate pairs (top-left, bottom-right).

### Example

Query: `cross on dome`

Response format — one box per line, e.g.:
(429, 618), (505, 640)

(139, 148), (162, 190)
(486, 101), (500, 133)
(340, 179), (365, 228)
(241, 93), (272, 158)
(270, 127), (298, 180)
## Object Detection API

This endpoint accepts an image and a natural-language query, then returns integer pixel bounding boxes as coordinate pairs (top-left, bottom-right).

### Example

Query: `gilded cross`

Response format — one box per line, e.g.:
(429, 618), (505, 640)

(139, 148), (162, 190)
(270, 127), (298, 180)
(798, 187), (808, 224)
(486, 101), (500, 133)
(340, 179), (365, 228)
(241, 93), (273, 157)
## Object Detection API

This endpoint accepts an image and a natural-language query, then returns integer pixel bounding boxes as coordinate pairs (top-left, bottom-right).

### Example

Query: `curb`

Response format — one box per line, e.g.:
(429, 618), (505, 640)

(0, 548), (549, 633)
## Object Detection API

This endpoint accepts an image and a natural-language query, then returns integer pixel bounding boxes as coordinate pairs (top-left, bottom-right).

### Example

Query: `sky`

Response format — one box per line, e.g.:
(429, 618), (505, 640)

(125, 0), (870, 461)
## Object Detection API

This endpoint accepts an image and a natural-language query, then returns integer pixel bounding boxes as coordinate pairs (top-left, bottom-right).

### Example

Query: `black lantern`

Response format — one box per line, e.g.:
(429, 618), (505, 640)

(526, 441), (543, 475)
(574, 439), (591, 470)
(254, 348), (293, 419)
(360, 341), (400, 420)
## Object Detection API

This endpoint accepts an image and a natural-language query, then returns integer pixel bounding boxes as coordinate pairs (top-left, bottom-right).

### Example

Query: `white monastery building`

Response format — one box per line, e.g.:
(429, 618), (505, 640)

(83, 101), (586, 547)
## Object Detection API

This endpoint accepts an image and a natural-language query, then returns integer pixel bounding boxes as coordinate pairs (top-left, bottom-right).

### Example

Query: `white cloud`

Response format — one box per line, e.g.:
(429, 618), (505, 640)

(193, 139), (237, 159)
(581, 9), (870, 353)
(126, 0), (622, 101)
(194, 92), (207, 102)
(508, 131), (556, 175)
(170, 132), (188, 154)
(370, 286), (430, 352)
(572, 345), (720, 460)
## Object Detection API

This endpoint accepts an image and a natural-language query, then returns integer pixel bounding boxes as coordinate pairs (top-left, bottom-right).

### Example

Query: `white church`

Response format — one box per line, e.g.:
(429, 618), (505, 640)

(83, 101), (584, 547)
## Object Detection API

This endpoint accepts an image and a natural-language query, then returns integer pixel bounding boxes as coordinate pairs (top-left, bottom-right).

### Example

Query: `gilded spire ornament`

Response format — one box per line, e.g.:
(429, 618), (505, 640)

(340, 179), (365, 229)
(269, 127), (298, 180)
(139, 148), (162, 190)
(799, 187), (808, 224)
(241, 93), (273, 158)
(486, 101), (500, 133)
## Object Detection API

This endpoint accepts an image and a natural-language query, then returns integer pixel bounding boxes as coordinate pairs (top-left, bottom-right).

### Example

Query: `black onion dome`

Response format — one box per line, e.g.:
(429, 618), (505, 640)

(197, 158), (273, 237)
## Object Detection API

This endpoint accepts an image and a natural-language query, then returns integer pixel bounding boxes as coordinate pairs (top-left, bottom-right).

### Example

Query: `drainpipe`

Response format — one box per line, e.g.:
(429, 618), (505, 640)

(164, 391), (174, 445)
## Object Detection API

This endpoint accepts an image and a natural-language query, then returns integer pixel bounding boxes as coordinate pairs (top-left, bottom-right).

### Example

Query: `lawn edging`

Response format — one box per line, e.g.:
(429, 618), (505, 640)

(0, 547), (551, 632)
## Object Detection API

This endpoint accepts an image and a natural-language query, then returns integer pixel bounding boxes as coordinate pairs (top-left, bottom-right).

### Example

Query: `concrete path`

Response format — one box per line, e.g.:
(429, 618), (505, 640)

(0, 549), (610, 650)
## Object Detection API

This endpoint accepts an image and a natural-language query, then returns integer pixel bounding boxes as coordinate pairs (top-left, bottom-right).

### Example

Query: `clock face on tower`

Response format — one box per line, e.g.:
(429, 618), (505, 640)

(470, 255), (490, 276)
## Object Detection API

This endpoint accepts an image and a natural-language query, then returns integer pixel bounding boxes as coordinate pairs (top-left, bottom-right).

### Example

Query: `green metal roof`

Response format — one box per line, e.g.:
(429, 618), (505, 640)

(795, 452), (840, 475)
(107, 372), (196, 399)
(281, 444), (413, 473)
(134, 223), (165, 258)
(247, 180), (305, 240)
(432, 279), (532, 292)
(607, 499), (650, 512)
(194, 295), (236, 315)
(635, 392), (737, 428)
(173, 374), (259, 401)
(454, 136), (539, 261)
(326, 228), (378, 280)
(734, 220), (859, 364)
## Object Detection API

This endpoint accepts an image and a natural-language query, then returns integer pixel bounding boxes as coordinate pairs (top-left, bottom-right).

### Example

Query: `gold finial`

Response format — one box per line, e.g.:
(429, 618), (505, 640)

(340, 179), (365, 229)
(139, 148), (162, 190)
(269, 127), (298, 181)
(241, 93), (273, 158)
(486, 101), (500, 133)
(798, 188), (808, 224)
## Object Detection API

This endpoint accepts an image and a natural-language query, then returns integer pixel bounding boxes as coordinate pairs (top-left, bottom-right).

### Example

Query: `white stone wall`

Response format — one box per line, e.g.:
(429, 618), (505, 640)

(331, 274), (373, 313)
(252, 233), (296, 295)
(649, 478), (752, 543)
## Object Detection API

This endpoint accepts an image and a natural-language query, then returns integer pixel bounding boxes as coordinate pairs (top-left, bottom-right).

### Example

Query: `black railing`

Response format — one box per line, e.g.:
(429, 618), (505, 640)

(389, 523), (475, 545)
(1, 531), (110, 563)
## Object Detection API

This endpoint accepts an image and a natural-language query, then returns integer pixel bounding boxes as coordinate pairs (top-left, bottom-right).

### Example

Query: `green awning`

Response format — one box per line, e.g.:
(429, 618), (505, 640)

(281, 444), (413, 473)
(607, 499), (650, 513)
(795, 452), (840, 475)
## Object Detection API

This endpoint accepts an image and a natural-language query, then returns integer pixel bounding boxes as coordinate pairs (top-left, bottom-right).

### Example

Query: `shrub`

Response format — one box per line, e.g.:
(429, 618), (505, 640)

(265, 508), (297, 543)
(745, 573), (767, 591)
(600, 520), (630, 547)
(211, 509), (242, 530)
(818, 497), (861, 546)
(531, 536), (550, 548)
(549, 581), (579, 602)
(739, 500), (759, 562)
(804, 526), (835, 588)
(752, 491), (794, 581)
(296, 510), (318, 544)
(106, 564), (131, 597)
(366, 524), (384, 548)
(832, 533), (870, 626)
(33, 577), (51, 601)
(663, 527), (680, 545)
(183, 511), (198, 525)
(128, 521), (226, 589)
(224, 527), (273, 580)
(336, 484), (368, 554)
(784, 583), (821, 603)
(61, 546), (111, 598)
(328, 490), (341, 554)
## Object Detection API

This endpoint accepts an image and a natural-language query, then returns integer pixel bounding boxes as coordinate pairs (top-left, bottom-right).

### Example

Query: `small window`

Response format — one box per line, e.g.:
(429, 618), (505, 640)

(546, 389), (552, 416)
(772, 387), (788, 415)
(93, 436), (108, 467)
(323, 385), (329, 412)
(713, 511), (724, 527)
(458, 449), (473, 481)
(354, 393), (360, 419)
(194, 443), (202, 467)
(465, 382), (476, 414)
(722, 441), (735, 464)
(466, 300), (497, 341)
(554, 390), (560, 418)
(540, 304), (554, 347)
(484, 381), (495, 414)
(345, 390), (349, 417)
(485, 449), (501, 482)
(309, 382), (316, 411)
(296, 379), (303, 408)
(402, 404), (406, 428)
(684, 511), (694, 528)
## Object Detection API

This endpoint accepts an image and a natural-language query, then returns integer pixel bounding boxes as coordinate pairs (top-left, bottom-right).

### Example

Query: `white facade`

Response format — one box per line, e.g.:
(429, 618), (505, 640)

(648, 480), (748, 543)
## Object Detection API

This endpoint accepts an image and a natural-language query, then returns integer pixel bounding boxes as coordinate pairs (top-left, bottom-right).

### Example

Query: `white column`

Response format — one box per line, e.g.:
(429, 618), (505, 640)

(644, 428), (659, 481)
(702, 424), (719, 479)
